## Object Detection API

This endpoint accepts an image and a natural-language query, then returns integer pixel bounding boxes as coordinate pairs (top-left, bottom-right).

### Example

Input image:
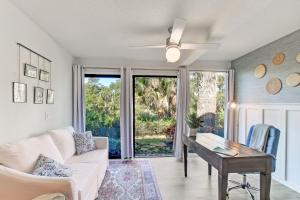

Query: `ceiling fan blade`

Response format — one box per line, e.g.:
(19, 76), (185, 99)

(169, 19), (186, 44)
(181, 43), (220, 50)
(128, 45), (165, 49)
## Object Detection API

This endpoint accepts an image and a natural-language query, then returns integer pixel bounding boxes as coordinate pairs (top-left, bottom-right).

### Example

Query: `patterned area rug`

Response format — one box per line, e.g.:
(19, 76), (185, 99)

(97, 160), (162, 200)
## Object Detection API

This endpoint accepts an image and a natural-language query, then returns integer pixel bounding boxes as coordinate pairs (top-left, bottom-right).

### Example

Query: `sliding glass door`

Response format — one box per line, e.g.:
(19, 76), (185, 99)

(84, 74), (121, 158)
(189, 71), (228, 137)
(83, 69), (228, 158)
(133, 76), (177, 157)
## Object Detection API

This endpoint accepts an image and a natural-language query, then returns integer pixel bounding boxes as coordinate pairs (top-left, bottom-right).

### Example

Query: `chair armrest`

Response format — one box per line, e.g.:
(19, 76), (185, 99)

(93, 137), (109, 150)
(0, 165), (78, 200)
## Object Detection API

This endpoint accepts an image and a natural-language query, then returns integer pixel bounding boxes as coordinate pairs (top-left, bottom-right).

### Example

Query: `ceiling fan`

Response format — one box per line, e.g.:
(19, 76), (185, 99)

(129, 19), (220, 63)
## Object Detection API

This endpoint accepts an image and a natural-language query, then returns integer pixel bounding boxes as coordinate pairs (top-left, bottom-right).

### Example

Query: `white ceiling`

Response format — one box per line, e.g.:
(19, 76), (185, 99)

(10, 0), (300, 65)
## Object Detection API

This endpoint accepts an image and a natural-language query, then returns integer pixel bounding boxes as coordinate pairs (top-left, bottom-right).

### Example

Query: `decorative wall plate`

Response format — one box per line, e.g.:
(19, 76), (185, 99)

(296, 52), (300, 63)
(266, 78), (282, 95)
(286, 73), (300, 87)
(272, 52), (285, 65)
(254, 64), (266, 79)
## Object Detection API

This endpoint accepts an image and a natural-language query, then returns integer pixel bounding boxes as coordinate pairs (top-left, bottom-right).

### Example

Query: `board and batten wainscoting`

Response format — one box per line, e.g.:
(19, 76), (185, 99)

(235, 103), (300, 193)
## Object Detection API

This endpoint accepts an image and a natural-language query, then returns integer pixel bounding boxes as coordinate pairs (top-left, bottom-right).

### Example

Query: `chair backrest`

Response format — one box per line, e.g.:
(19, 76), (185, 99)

(246, 124), (280, 172)
(197, 112), (216, 133)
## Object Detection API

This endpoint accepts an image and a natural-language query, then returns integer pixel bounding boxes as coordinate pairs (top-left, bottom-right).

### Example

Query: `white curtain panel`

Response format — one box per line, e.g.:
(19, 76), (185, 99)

(72, 65), (85, 132)
(174, 66), (189, 161)
(225, 69), (235, 141)
(120, 67), (134, 159)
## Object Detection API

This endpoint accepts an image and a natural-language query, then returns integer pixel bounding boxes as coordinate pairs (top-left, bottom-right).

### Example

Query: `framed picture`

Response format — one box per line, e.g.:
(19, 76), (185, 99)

(24, 64), (38, 78)
(13, 82), (27, 103)
(34, 87), (44, 104)
(46, 89), (54, 104)
(39, 70), (50, 82)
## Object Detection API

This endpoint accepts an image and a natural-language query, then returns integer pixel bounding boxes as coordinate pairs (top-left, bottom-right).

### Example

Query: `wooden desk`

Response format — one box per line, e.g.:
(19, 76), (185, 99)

(182, 133), (272, 200)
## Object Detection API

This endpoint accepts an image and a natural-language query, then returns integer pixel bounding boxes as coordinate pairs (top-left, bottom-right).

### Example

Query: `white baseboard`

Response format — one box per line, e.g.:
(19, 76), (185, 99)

(273, 177), (300, 194)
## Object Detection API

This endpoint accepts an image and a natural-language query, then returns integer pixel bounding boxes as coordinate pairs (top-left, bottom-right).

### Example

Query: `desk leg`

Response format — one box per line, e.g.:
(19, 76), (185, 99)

(183, 144), (187, 177)
(208, 164), (212, 176)
(260, 172), (271, 200)
(218, 173), (228, 200)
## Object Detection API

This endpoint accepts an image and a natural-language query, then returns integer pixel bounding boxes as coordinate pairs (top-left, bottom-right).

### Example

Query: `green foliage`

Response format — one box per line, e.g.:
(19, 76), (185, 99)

(85, 76), (177, 138)
(189, 72), (226, 130)
(215, 91), (225, 128)
(84, 73), (226, 156)
(135, 138), (174, 156)
(135, 77), (177, 119)
(85, 78), (121, 134)
(134, 77), (177, 138)
(134, 77), (177, 156)
(135, 118), (176, 137)
(85, 77), (122, 158)
(186, 112), (203, 129)
(164, 124), (176, 140)
(136, 112), (159, 122)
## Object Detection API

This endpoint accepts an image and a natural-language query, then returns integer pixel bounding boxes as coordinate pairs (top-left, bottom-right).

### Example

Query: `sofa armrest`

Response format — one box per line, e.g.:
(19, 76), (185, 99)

(93, 137), (108, 150)
(0, 165), (78, 200)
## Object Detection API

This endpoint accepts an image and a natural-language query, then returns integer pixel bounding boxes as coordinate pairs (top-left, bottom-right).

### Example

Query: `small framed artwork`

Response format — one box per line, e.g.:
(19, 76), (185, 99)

(39, 70), (50, 82)
(24, 64), (38, 78)
(46, 89), (54, 104)
(13, 82), (27, 103)
(34, 87), (44, 104)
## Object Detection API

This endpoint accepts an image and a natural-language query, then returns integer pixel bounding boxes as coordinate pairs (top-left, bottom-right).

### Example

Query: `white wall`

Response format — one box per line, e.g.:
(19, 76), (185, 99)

(0, 0), (73, 144)
(236, 103), (300, 193)
(73, 57), (231, 71)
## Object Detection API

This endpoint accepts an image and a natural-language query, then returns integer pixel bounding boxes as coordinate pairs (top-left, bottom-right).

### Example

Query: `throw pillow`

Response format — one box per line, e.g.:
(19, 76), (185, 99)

(73, 131), (96, 155)
(32, 154), (72, 177)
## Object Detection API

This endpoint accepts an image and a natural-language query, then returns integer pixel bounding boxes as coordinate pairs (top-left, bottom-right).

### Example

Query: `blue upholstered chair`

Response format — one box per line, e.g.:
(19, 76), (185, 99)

(227, 124), (280, 200)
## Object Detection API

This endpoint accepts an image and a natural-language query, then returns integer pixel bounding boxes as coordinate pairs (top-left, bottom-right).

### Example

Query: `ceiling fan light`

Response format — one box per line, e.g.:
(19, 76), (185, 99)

(166, 45), (180, 63)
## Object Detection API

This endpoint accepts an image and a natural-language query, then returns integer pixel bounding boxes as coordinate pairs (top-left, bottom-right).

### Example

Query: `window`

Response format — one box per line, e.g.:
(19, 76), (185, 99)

(84, 74), (121, 158)
(189, 71), (227, 137)
(133, 76), (177, 157)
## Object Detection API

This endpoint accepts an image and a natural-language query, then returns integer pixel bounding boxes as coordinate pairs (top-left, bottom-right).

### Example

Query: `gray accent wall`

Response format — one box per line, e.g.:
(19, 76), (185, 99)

(232, 29), (300, 103)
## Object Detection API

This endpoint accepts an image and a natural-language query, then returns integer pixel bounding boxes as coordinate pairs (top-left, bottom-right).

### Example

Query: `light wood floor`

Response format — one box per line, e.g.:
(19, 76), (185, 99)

(149, 154), (300, 200)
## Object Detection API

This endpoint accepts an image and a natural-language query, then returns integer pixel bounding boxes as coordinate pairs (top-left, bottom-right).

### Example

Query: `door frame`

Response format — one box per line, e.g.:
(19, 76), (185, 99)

(84, 73), (122, 159)
(187, 70), (230, 139)
(132, 75), (178, 157)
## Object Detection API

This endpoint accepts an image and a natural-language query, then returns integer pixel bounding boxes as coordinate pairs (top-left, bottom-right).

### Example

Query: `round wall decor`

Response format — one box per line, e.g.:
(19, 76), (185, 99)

(254, 64), (266, 79)
(266, 78), (282, 95)
(286, 73), (300, 87)
(296, 52), (300, 63)
(272, 52), (285, 65)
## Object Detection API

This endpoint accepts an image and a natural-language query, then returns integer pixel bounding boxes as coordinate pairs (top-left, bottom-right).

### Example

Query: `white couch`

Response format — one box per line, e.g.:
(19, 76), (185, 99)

(0, 126), (109, 200)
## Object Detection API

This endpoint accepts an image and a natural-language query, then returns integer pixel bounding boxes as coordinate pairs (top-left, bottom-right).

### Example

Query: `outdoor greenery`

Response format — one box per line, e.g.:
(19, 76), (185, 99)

(85, 77), (121, 158)
(85, 78), (120, 130)
(134, 77), (177, 156)
(84, 72), (226, 158)
(189, 72), (226, 136)
(135, 138), (174, 156)
(186, 112), (204, 129)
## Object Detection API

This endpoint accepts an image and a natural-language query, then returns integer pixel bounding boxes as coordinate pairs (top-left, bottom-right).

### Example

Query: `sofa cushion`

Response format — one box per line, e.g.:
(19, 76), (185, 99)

(73, 131), (96, 155)
(66, 163), (99, 200)
(48, 126), (76, 160)
(65, 149), (108, 165)
(0, 134), (64, 173)
(32, 154), (72, 177)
